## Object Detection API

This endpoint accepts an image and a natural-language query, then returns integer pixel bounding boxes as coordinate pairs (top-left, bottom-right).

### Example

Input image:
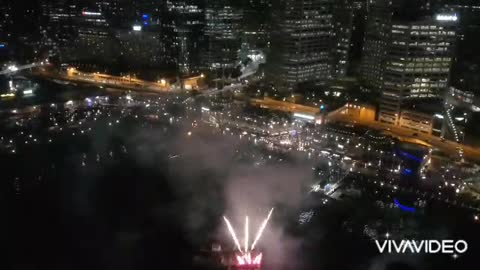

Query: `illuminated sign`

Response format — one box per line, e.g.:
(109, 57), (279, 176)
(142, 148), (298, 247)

(132, 25), (142, 31)
(436, 14), (458, 21)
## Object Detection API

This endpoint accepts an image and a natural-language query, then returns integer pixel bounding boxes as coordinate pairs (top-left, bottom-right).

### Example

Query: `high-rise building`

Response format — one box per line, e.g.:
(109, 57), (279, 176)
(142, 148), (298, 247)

(379, 17), (457, 125)
(94, 0), (124, 26)
(441, 1), (480, 94)
(347, 1), (368, 75)
(162, 0), (206, 75)
(0, 2), (13, 60)
(115, 27), (163, 68)
(71, 9), (115, 62)
(40, 0), (79, 55)
(268, 0), (334, 92)
(360, 0), (457, 125)
(360, 0), (434, 89)
(0, 2), (13, 43)
(360, 0), (392, 90)
(240, 0), (271, 58)
(204, 0), (243, 73)
(332, 0), (355, 77)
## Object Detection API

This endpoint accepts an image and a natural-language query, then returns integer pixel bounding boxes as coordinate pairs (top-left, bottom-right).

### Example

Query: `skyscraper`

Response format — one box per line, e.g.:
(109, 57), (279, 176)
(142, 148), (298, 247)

(94, 0), (124, 27)
(268, 0), (334, 92)
(72, 8), (115, 63)
(360, 0), (457, 125)
(115, 27), (163, 68)
(377, 18), (457, 125)
(240, 0), (271, 57)
(40, 0), (79, 56)
(360, 0), (392, 90)
(360, 0), (434, 90)
(442, 1), (480, 94)
(162, 0), (206, 75)
(332, 0), (355, 77)
(0, 2), (13, 43)
(205, 0), (243, 73)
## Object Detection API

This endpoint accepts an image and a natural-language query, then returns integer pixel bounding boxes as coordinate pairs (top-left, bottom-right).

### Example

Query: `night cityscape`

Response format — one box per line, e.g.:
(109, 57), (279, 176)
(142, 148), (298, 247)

(1, 1), (480, 270)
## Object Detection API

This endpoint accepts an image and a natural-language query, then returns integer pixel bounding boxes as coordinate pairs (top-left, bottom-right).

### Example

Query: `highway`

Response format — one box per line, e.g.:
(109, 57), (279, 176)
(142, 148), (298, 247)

(33, 68), (174, 93)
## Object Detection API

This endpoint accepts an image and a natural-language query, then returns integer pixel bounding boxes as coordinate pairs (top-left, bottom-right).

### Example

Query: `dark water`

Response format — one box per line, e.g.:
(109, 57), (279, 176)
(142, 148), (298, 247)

(0, 120), (198, 270)
(0, 89), (222, 270)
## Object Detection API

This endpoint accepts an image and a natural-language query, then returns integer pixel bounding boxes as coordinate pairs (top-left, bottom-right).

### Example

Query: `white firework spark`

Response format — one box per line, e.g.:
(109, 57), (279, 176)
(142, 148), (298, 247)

(250, 208), (274, 250)
(223, 208), (274, 252)
(223, 216), (243, 252)
(244, 216), (249, 253)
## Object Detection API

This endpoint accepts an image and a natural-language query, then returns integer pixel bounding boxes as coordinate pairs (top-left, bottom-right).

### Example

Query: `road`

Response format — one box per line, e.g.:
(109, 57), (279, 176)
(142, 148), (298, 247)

(33, 68), (173, 93)
(183, 83), (245, 104)
(327, 107), (480, 162)
(250, 97), (321, 115)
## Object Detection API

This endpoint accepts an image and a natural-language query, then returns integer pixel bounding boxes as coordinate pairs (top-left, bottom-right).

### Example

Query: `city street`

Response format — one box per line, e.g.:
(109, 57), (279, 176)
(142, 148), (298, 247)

(328, 106), (480, 162)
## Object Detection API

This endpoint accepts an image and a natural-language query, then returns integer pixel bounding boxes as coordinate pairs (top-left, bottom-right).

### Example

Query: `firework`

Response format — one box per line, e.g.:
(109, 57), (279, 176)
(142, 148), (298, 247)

(244, 216), (249, 253)
(236, 252), (263, 266)
(223, 216), (244, 252)
(223, 208), (274, 255)
(250, 208), (274, 250)
(252, 253), (263, 264)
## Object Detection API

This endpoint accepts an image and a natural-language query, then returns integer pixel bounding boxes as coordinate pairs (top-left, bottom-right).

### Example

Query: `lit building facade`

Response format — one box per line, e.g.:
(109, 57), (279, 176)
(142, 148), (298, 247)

(74, 10), (112, 60)
(240, 0), (271, 58)
(205, 0), (243, 72)
(379, 17), (457, 125)
(0, 2), (13, 44)
(40, 0), (79, 56)
(269, 0), (334, 92)
(163, 0), (206, 75)
(360, 0), (392, 90)
(115, 28), (163, 67)
(94, 0), (126, 27)
(332, 0), (354, 77)
(442, 2), (480, 95)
